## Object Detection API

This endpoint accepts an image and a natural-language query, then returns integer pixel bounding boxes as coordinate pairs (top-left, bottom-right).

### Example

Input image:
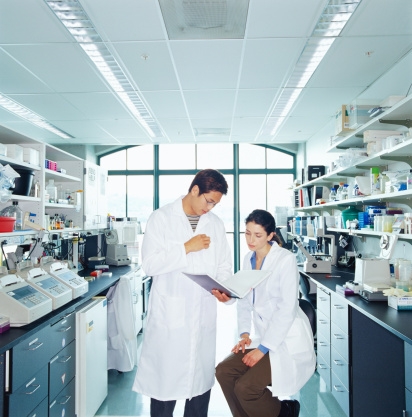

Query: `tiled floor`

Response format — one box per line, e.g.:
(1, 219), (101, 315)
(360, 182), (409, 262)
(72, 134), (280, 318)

(96, 302), (347, 417)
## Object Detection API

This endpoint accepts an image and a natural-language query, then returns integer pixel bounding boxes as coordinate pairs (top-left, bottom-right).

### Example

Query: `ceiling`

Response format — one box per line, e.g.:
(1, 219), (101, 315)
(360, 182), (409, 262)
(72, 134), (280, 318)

(0, 0), (411, 151)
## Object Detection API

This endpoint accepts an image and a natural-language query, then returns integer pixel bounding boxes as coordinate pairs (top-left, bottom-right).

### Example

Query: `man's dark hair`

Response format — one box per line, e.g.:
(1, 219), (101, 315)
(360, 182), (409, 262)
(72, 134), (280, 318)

(188, 169), (228, 195)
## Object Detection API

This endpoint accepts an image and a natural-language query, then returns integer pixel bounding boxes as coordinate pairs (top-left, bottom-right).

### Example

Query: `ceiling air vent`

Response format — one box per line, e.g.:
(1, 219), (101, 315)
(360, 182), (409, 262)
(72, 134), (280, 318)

(194, 128), (231, 138)
(158, 0), (249, 40)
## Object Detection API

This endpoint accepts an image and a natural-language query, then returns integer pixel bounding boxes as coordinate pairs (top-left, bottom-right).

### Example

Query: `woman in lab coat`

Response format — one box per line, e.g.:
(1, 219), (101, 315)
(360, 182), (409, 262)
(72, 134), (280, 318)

(215, 209), (316, 417)
(133, 169), (233, 417)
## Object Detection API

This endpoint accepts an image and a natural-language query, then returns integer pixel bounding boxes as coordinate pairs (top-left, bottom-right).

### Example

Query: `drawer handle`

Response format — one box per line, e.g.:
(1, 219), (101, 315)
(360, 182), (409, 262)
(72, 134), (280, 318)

(60, 395), (72, 405)
(333, 334), (344, 339)
(320, 297), (328, 301)
(25, 384), (41, 395)
(319, 342), (328, 347)
(59, 355), (72, 363)
(28, 342), (44, 351)
(333, 385), (345, 393)
(318, 364), (328, 369)
(319, 320), (328, 324)
(333, 304), (345, 309)
(58, 325), (72, 333)
(333, 359), (344, 366)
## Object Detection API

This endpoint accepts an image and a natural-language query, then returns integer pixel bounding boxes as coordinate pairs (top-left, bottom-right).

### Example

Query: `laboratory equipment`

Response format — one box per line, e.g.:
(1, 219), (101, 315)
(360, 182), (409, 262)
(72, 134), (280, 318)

(0, 266), (52, 326)
(293, 238), (332, 274)
(17, 260), (72, 310)
(41, 256), (89, 299)
(76, 297), (108, 417)
(104, 229), (131, 266)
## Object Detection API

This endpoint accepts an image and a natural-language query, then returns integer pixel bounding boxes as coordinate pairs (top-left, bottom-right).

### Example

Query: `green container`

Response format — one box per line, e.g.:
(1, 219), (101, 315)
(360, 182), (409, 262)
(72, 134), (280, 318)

(341, 206), (360, 227)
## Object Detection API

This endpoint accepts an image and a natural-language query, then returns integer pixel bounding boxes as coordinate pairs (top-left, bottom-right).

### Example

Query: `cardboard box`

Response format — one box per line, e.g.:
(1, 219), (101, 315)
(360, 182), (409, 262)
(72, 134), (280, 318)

(6, 144), (23, 162)
(335, 105), (352, 135)
(388, 295), (412, 310)
(23, 147), (40, 166)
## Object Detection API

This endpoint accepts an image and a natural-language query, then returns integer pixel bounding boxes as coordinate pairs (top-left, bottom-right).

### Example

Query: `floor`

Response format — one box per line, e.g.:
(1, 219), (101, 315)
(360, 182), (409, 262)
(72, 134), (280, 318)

(95, 302), (347, 417)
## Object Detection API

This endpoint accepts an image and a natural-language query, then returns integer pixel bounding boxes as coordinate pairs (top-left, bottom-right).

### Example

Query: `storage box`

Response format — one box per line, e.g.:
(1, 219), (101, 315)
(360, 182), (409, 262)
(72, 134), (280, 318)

(347, 101), (379, 129)
(6, 144), (23, 162)
(23, 147), (40, 166)
(307, 165), (325, 181)
(335, 105), (352, 135)
(380, 95), (405, 108)
(388, 295), (412, 310)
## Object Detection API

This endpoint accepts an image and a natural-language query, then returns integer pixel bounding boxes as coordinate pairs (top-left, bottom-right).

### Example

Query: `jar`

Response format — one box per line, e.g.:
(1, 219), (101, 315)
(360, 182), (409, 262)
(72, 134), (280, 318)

(382, 215), (394, 232)
(398, 259), (411, 282)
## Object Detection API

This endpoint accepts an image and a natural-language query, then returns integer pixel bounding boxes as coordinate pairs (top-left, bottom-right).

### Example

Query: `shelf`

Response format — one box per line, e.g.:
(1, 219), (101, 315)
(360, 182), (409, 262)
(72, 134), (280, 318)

(6, 195), (41, 203)
(327, 95), (412, 152)
(0, 155), (41, 171)
(45, 169), (81, 182)
(328, 227), (412, 241)
(45, 203), (77, 209)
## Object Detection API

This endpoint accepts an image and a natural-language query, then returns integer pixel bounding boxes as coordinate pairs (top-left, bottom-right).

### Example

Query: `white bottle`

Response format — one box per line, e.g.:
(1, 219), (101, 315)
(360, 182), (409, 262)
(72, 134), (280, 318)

(46, 179), (57, 203)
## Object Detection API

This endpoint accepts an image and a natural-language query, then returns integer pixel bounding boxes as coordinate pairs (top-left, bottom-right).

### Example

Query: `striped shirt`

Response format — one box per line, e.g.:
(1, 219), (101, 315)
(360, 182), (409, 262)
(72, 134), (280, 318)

(187, 214), (200, 232)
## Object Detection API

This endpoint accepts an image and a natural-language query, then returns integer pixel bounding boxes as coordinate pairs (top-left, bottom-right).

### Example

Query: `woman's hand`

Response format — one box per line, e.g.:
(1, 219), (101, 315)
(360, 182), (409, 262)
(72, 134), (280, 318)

(242, 348), (265, 367)
(231, 334), (252, 354)
(211, 289), (231, 303)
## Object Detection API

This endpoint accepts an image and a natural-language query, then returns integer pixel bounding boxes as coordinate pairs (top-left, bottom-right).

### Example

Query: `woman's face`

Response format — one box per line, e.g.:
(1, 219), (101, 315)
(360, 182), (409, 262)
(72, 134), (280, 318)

(245, 221), (273, 252)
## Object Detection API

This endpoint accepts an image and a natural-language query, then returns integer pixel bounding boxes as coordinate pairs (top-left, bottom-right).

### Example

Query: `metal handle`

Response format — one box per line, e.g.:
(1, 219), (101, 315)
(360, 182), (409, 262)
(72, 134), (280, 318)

(333, 359), (344, 366)
(319, 342), (328, 347)
(25, 384), (40, 395)
(60, 395), (71, 405)
(333, 385), (345, 392)
(333, 334), (344, 339)
(319, 320), (328, 324)
(58, 325), (72, 333)
(28, 342), (44, 351)
(333, 304), (345, 309)
(318, 364), (328, 369)
(320, 297), (328, 301)
(59, 355), (72, 363)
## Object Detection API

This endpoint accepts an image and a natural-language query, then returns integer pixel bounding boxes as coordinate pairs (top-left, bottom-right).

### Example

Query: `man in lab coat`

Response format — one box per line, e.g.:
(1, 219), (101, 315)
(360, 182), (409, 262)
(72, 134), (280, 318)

(133, 169), (232, 417)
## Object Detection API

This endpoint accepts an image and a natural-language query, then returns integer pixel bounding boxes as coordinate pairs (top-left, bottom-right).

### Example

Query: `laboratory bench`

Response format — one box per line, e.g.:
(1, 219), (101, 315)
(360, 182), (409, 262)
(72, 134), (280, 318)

(0, 264), (144, 417)
(300, 266), (412, 417)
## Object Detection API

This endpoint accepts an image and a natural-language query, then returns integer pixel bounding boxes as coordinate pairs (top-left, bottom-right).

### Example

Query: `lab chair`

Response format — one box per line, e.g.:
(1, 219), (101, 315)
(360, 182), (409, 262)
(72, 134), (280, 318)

(298, 298), (316, 337)
(299, 273), (317, 310)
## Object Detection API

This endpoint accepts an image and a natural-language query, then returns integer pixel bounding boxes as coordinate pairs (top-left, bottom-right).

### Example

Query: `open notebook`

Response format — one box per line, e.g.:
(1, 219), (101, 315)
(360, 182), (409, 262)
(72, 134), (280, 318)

(182, 269), (271, 298)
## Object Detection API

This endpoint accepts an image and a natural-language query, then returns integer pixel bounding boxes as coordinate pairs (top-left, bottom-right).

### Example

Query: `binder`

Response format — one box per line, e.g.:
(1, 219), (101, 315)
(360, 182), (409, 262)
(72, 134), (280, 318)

(182, 269), (271, 298)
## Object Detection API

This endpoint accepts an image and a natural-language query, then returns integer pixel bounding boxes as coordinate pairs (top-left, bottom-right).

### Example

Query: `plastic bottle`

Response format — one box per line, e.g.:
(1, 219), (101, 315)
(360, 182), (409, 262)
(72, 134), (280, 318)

(380, 172), (389, 194)
(341, 184), (349, 200)
(407, 169), (412, 190)
(0, 201), (23, 230)
(329, 187), (336, 202)
(336, 182), (344, 200)
(46, 179), (57, 203)
(370, 167), (380, 195)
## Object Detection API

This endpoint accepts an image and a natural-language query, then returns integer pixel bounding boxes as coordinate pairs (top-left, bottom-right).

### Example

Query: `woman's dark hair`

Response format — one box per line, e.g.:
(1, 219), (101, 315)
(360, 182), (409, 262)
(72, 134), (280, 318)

(188, 169), (228, 195)
(245, 209), (282, 246)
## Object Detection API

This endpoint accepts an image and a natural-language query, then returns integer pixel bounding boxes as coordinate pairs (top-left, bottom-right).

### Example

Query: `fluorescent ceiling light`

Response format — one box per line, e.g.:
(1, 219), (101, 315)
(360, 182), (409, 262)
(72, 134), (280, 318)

(264, 0), (362, 139)
(45, 0), (163, 139)
(0, 94), (73, 139)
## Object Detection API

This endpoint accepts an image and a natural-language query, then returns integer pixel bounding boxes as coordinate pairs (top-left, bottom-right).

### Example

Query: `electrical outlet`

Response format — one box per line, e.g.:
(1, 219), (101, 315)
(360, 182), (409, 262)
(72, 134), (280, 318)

(346, 251), (356, 257)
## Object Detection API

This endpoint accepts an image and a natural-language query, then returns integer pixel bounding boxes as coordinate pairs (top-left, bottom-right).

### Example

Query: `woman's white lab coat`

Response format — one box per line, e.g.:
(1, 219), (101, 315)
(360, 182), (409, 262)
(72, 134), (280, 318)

(238, 242), (316, 397)
(133, 196), (232, 401)
(106, 276), (138, 372)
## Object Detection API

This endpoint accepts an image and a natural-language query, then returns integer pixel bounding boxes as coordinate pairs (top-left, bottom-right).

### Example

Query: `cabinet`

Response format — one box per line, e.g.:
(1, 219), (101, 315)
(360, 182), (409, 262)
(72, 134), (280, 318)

(5, 312), (76, 417)
(316, 286), (331, 389)
(405, 342), (412, 416)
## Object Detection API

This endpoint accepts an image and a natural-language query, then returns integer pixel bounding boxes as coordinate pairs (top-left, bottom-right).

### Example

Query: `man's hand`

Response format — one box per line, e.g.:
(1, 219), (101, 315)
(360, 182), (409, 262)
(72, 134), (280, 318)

(184, 234), (211, 253)
(232, 334), (252, 354)
(242, 348), (264, 367)
(211, 290), (231, 303)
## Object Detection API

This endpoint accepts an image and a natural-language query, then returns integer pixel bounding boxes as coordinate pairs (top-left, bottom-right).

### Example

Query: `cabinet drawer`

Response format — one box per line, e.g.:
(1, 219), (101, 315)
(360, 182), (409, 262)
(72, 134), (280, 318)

(8, 365), (48, 417)
(331, 322), (349, 362)
(331, 347), (349, 391)
(331, 371), (350, 417)
(12, 326), (51, 391)
(316, 359), (331, 390)
(49, 340), (76, 400)
(331, 293), (348, 334)
(406, 387), (412, 416)
(317, 334), (331, 366)
(317, 310), (330, 340)
(27, 396), (48, 417)
(406, 342), (412, 391)
(49, 312), (75, 355)
(317, 288), (331, 316)
(49, 377), (75, 417)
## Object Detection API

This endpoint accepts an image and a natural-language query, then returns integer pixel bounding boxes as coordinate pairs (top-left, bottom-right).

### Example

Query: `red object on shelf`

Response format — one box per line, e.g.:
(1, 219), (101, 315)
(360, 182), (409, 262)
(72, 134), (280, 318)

(0, 216), (16, 232)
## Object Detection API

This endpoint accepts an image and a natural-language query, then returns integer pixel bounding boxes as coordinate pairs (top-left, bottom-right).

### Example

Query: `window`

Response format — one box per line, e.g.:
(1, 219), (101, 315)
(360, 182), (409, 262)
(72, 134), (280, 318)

(100, 144), (295, 270)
